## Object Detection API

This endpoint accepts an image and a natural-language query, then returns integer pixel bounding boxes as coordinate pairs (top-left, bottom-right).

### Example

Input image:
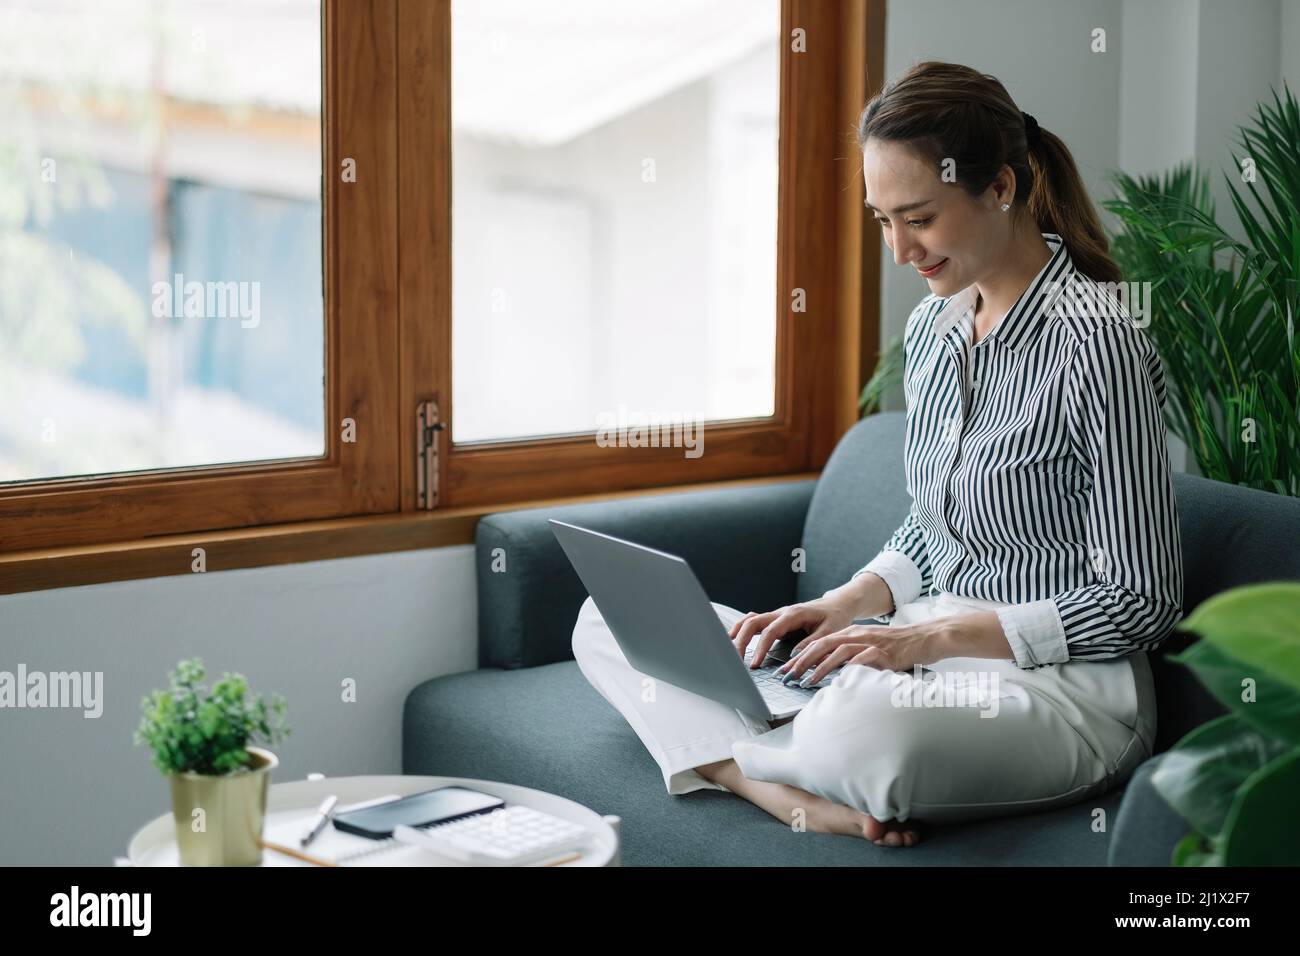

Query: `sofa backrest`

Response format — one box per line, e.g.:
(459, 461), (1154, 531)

(799, 410), (1300, 751)
(1154, 468), (1300, 748)
(475, 481), (814, 671)
(796, 412), (913, 604)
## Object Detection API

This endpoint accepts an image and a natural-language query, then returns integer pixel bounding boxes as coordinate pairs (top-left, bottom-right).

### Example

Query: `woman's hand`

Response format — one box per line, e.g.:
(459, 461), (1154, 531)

(728, 596), (860, 671)
(775, 620), (949, 686)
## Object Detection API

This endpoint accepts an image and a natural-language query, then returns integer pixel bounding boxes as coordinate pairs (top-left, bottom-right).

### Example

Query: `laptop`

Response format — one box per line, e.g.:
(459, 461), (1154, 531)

(550, 519), (843, 720)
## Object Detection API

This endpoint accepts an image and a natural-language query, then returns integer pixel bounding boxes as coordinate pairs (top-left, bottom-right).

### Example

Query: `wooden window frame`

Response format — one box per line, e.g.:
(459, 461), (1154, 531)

(0, 0), (884, 592)
(399, 0), (879, 509)
(0, 0), (399, 554)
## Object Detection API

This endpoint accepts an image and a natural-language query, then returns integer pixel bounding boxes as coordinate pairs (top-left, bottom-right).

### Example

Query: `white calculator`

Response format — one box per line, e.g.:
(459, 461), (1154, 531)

(393, 805), (592, 866)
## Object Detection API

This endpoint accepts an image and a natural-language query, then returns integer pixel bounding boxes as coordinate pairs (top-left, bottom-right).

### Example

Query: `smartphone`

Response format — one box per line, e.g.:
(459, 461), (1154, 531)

(332, 786), (506, 840)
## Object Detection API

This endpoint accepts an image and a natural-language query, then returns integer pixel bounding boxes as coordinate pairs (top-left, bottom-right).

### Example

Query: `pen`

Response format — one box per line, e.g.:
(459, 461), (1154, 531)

(301, 794), (339, 848)
(262, 840), (338, 867)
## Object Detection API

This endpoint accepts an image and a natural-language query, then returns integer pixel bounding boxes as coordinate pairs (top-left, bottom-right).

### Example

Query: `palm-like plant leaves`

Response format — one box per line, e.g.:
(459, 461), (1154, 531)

(1105, 83), (1300, 497)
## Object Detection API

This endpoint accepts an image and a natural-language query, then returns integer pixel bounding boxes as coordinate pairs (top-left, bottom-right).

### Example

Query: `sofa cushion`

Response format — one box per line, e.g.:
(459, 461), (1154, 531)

(403, 661), (1130, 866)
(1108, 754), (1190, 866)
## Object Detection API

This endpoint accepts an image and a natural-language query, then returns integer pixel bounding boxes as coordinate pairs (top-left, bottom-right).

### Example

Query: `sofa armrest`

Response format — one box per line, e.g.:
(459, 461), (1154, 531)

(1108, 754), (1191, 866)
(476, 479), (818, 669)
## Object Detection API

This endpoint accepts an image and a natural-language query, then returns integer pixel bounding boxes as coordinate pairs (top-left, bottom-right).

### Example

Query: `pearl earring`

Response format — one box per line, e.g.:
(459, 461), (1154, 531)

(1000, 203), (1010, 212)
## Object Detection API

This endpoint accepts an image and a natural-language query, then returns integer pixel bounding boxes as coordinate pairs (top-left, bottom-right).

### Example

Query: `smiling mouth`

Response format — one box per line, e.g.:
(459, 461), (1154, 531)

(917, 258), (949, 277)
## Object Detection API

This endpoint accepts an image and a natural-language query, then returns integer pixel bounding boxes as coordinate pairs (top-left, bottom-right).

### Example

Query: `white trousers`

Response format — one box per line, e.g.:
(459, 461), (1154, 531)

(571, 591), (1156, 824)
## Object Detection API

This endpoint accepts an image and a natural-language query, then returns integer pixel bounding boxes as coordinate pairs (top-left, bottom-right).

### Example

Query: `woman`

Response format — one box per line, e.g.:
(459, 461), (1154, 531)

(571, 61), (1184, 849)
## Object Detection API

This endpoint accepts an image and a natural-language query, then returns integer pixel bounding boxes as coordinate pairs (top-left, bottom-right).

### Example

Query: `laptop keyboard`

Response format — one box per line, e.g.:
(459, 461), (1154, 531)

(753, 670), (819, 709)
(741, 644), (839, 709)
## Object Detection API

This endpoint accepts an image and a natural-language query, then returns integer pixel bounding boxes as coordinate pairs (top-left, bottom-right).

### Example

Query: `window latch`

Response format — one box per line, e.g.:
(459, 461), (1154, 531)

(417, 400), (445, 510)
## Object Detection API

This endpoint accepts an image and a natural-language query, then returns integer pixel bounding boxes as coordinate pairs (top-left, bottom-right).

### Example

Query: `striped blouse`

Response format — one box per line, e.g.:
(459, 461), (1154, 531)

(854, 232), (1184, 670)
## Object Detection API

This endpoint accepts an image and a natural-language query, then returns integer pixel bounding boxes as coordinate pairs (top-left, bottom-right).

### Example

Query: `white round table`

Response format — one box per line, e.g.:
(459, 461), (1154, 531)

(126, 774), (621, 867)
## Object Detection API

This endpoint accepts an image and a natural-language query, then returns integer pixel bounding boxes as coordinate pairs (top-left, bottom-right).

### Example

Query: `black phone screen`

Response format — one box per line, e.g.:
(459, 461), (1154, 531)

(332, 786), (506, 839)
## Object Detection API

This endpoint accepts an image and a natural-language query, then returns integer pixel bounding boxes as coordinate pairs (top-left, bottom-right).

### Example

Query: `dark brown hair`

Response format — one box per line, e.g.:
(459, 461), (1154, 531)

(857, 61), (1121, 284)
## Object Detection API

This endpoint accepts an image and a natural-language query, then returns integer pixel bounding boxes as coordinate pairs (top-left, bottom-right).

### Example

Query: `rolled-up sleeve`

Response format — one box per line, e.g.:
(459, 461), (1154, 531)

(852, 502), (935, 623)
(996, 322), (1184, 669)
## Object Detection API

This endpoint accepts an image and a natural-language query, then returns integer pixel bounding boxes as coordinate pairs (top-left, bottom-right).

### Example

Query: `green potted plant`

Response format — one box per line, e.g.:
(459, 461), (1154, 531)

(134, 658), (290, 866)
(1104, 83), (1300, 497)
(1153, 582), (1300, 865)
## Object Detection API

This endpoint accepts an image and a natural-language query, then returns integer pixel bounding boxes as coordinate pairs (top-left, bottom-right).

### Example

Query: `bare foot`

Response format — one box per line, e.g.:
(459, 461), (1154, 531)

(696, 758), (924, 847)
(809, 799), (923, 848)
(862, 816), (923, 848)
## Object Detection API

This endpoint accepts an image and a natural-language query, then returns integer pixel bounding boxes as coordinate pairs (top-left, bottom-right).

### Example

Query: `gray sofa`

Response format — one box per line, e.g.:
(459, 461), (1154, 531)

(403, 411), (1300, 866)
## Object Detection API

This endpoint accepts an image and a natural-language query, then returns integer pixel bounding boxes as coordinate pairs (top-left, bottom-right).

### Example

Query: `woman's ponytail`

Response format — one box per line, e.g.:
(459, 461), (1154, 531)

(1026, 125), (1121, 284)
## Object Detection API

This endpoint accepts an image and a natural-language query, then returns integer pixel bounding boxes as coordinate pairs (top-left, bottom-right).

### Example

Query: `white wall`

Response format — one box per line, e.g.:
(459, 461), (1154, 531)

(1285, 0), (1300, 89)
(1117, 0), (1198, 176)
(0, 546), (476, 865)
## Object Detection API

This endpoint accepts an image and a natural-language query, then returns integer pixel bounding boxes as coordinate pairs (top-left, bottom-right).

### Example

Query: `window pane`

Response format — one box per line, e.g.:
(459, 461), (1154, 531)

(451, 0), (780, 444)
(0, 0), (324, 483)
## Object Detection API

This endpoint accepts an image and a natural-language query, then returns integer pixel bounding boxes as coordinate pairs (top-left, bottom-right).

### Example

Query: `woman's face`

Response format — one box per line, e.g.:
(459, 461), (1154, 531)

(861, 138), (1010, 296)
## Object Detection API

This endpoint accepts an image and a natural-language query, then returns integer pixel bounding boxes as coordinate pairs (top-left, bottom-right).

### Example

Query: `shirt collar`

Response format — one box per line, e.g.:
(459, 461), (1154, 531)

(931, 233), (1075, 355)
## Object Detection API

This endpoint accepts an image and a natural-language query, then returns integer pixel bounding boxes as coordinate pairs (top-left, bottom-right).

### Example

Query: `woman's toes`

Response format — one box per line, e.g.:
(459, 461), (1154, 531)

(861, 815), (926, 847)
(860, 814), (886, 841)
(871, 822), (922, 847)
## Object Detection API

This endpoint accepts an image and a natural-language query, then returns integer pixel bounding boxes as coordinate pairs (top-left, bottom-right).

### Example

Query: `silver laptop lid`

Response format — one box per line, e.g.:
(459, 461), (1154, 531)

(550, 519), (774, 718)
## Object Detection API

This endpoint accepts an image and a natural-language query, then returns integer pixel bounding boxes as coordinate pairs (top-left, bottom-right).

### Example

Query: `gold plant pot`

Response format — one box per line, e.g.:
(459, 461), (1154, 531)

(169, 747), (278, 866)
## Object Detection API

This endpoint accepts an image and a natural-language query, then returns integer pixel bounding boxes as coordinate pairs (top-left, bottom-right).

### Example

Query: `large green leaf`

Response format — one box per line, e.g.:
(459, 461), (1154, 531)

(1175, 582), (1300, 691)
(1220, 746), (1300, 865)
(1150, 712), (1290, 840)
(1172, 831), (1222, 866)
(1167, 640), (1300, 745)
(859, 333), (904, 417)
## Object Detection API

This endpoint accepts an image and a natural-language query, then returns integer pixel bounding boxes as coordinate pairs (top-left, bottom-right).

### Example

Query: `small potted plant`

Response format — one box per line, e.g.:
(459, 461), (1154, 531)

(135, 658), (290, 866)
